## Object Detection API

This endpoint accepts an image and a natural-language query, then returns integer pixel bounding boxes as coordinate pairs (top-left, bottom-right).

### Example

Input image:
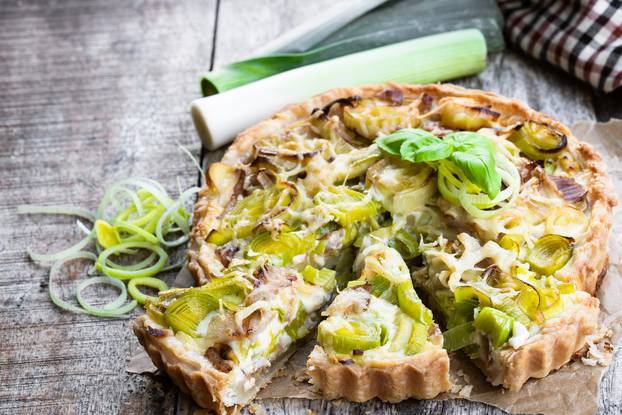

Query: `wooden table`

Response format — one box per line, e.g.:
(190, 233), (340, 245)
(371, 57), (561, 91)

(1, 1), (621, 413)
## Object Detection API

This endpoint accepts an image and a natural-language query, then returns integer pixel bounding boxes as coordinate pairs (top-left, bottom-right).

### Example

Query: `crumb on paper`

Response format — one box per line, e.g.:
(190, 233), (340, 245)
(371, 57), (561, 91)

(458, 385), (473, 399)
(248, 403), (267, 415)
(580, 327), (615, 367)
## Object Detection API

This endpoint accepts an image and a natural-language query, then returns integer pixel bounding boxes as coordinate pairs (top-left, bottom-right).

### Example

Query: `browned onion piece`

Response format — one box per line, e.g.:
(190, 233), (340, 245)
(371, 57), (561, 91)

(376, 88), (404, 105)
(549, 175), (587, 202)
(318, 95), (362, 116)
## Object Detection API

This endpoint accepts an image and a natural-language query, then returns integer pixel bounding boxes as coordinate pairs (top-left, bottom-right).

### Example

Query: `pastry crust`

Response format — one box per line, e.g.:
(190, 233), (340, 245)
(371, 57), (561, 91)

(306, 326), (450, 402)
(133, 314), (297, 414)
(189, 83), (616, 293)
(476, 294), (600, 390)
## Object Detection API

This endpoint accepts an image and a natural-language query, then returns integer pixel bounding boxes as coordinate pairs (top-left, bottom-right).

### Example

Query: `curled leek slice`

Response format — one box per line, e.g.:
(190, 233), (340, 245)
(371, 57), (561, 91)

(498, 233), (523, 256)
(509, 122), (567, 160)
(96, 242), (169, 280)
(301, 265), (336, 291)
(128, 277), (169, 305)
(76, 277), (138, 317)
(473, 307), (514, 347)
(318, 317), (382, 354)
(526, 234), (573, 275)
(391, 230), (420, 260)
(389, 314), (414, 352)
(396, 281), (432, 325)
(437, 154), (520, 219)
(454, 285), (493, 308)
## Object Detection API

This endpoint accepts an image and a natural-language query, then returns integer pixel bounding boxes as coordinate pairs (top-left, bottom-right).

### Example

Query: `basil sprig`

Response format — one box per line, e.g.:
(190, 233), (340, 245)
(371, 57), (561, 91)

(376, 128), (501, 198)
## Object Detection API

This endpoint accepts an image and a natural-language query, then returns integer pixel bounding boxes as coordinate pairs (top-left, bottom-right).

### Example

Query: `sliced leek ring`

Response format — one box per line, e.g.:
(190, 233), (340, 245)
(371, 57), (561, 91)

(526, 234), (573, 276)
(406, 322), (429, 355)
(509, 121), (567, 160)
(164, 289), (219, 337)
(248, 230), (310, 265)
(301, 265), (336, 291)
(284, 301), (309, 340)
(318, 317), (382, 354)
(473, 307), (514, 348)
(314, 186), (378, 227)
(208, 181), (300, 245)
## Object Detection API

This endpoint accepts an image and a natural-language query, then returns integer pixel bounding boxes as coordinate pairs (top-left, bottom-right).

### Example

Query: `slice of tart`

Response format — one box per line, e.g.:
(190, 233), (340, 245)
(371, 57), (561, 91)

(414, 232), (600, 390)
(307, 244), (450, 402)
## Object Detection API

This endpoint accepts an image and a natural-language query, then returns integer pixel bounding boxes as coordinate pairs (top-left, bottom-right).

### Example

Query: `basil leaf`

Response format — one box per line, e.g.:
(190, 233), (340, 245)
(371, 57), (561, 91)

(444, 132), (501, 198)
(396, 129), (451, 163)
(375, 129), (419, 156)
(401, 140), (452, 163)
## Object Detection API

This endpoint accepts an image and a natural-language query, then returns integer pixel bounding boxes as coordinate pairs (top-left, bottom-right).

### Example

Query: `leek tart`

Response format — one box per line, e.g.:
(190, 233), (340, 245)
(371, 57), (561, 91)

(414, 233), (600, 390)
(307, 244), (450, 402)
(134, 84), (614, 411)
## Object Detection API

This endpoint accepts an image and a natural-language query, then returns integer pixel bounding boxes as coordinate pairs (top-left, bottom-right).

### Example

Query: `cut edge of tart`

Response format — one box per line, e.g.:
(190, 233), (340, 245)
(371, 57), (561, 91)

(477, 293), (599, 390)
(415, 232), (601, 390)
(306, 244), (450, 402)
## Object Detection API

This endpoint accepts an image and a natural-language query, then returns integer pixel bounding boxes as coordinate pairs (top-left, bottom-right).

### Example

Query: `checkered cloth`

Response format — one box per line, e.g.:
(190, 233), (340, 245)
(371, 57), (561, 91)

(498, 0), (622, 92)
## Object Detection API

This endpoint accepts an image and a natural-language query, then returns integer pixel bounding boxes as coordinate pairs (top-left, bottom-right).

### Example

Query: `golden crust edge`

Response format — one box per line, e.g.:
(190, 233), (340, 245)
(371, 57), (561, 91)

(190, 83), (616, 293)
(306, 326), (451, 402)
(133, 315), (295, 413)
(133, 315), (228, 412)
(477, 294), (600, 391)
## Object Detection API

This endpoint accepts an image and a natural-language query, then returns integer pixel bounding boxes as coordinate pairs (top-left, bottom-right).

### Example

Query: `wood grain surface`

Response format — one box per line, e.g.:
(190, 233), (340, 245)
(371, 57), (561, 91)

(0, 1), (620, 414)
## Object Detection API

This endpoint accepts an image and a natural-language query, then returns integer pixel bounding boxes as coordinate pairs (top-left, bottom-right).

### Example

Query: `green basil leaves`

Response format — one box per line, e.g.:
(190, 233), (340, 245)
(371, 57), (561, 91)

(376, 129), (501, 199)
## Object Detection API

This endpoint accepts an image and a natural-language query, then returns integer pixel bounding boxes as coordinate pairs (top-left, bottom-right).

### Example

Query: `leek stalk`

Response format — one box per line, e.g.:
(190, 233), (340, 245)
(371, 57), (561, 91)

(200, 0), (504, 96)
(192, 29), (487, 150)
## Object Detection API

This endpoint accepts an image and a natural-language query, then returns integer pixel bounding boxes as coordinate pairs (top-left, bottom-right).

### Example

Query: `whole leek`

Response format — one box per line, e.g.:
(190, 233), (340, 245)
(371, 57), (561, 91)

(192, 29), (487, 150)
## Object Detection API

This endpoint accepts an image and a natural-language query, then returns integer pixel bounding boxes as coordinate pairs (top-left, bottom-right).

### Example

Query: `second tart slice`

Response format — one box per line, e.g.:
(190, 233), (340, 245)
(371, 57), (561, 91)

(307, 244), (450, 402)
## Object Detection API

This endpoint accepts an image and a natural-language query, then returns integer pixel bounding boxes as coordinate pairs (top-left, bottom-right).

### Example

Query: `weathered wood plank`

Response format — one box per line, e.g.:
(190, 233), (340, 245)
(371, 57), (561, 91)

(1, 0), (619, 414)
(0, 0), (216, 414)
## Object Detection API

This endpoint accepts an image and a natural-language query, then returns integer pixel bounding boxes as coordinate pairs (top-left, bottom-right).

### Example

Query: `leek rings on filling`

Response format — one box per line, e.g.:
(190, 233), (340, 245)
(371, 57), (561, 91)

(162, 277), (252, 337)
(525, 234), (573, 276)
(509, 121), (567, 160)
(247, 230), (312, 265)
(208, 181), (300, 245)
(318, 316), (383, 354)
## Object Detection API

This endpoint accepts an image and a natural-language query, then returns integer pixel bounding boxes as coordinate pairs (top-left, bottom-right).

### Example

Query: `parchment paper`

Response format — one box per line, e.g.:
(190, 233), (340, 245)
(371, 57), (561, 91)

(128, 120), (622, 415)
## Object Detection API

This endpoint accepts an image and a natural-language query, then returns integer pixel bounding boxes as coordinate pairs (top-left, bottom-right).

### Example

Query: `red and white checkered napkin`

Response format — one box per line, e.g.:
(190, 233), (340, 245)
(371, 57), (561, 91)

(498, 0), (622, 92)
